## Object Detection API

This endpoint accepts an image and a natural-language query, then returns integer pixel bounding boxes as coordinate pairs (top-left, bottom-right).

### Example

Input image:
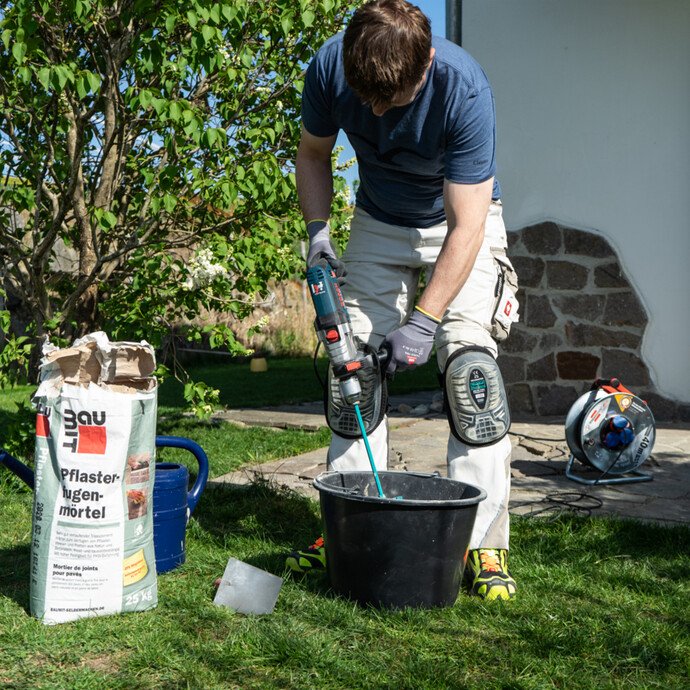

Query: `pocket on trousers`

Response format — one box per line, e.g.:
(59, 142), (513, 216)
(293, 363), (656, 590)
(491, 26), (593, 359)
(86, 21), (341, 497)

(490, 251), (520, 341)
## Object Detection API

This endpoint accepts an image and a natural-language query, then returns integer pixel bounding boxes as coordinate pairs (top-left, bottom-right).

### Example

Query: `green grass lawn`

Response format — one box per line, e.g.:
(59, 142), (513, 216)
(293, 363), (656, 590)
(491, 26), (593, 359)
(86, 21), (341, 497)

(1, 358), (689, 688)
(157, 355), (440, 411)
(1, 484), (689, 689)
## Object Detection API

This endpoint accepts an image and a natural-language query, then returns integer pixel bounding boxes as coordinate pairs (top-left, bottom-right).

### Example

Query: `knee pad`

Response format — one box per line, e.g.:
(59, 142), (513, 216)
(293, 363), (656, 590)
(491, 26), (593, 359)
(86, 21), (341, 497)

(325, 342), (387, 439)
(443, 346), (510, 445)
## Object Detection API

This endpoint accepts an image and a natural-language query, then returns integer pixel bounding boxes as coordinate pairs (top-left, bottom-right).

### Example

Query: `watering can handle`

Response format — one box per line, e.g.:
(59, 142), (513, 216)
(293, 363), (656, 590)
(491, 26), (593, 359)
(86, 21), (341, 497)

(155, 435), (209, 516)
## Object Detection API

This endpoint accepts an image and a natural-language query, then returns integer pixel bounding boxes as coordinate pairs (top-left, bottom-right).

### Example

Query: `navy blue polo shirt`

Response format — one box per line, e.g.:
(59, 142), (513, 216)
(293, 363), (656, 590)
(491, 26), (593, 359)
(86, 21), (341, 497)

(302, 33), (501, 228)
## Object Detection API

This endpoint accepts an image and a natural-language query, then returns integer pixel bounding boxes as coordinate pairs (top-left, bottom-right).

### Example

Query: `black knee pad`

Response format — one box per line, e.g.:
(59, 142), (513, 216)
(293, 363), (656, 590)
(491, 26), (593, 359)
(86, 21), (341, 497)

(325, 342), (387, 439)
(442, 346), (510, 445)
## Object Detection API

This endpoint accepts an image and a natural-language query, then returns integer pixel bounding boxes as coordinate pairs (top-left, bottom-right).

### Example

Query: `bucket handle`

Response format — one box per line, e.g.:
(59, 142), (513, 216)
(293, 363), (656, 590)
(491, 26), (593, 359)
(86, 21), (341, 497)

(155, 435), (209, 516)
(398, 471), (441, 480)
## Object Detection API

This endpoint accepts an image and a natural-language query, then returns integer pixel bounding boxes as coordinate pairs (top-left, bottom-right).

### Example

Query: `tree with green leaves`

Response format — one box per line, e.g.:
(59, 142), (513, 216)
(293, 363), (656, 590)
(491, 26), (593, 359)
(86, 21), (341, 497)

(0, 0), (356, 410)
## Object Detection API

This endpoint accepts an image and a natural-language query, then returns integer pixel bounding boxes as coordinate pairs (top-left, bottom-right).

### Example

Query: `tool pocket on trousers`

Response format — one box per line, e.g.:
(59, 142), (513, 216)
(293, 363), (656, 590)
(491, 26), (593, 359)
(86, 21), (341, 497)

(490, 251), (520, 341)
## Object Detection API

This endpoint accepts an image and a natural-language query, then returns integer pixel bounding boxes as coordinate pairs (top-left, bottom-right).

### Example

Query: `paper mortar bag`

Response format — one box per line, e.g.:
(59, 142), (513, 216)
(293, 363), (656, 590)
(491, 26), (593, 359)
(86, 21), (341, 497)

(30, 332), (158, 624)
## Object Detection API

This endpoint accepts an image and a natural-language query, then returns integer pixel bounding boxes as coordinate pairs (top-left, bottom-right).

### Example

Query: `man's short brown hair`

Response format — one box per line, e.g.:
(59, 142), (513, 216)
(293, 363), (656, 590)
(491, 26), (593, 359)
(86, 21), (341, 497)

(343, 0), (432, 107)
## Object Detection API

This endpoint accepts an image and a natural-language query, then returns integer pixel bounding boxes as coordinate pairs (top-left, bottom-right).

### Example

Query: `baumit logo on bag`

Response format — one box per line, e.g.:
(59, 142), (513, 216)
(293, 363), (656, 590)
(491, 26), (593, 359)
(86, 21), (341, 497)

(62, 409), (107, 454)
(35, 403), (51, 438)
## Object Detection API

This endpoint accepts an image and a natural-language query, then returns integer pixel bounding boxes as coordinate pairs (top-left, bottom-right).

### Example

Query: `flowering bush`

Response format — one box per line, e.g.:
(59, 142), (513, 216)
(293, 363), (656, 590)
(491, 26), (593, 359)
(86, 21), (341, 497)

(0, 0), (357, 413)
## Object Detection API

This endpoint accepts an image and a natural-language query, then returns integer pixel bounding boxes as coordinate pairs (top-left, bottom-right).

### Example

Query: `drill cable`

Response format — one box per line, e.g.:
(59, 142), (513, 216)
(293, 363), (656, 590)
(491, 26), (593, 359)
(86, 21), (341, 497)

(312, 342), (327, 392)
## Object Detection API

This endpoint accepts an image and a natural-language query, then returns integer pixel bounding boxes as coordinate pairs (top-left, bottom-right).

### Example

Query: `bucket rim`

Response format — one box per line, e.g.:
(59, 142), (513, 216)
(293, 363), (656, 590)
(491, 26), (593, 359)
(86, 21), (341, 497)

(313, 470), (487, 507)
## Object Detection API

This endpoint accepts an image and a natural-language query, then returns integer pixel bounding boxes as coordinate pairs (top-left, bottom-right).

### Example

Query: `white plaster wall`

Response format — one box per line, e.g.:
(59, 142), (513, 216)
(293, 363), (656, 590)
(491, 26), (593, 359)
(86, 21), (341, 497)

(463, 0), (690, 402)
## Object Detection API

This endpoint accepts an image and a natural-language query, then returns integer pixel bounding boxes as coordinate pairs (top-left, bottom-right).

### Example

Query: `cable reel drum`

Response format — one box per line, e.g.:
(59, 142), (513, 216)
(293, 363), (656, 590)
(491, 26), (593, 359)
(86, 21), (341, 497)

(564, 378), (655, 485)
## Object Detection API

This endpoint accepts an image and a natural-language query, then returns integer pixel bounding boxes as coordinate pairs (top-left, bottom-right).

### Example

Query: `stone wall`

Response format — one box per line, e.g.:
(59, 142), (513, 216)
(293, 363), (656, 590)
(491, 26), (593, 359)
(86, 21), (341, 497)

(499, 222), (688, 422)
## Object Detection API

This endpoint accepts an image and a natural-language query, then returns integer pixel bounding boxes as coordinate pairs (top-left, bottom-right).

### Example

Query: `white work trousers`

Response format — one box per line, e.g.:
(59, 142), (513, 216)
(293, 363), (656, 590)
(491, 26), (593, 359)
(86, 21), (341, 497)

(327, 201), (515, 550)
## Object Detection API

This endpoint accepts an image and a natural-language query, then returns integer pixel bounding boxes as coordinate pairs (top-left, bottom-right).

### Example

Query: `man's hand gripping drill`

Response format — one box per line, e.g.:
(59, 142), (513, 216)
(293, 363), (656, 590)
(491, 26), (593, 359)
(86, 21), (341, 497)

(306, 259), (382, 405)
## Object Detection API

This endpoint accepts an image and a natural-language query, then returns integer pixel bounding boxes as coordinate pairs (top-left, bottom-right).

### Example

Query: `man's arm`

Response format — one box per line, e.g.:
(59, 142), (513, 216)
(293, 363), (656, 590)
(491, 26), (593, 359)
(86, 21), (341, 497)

(416, 177), (494, 319)
(295, 125), (347, 276)
(295, 125), (338, 222)
(382, 177), (493, 374)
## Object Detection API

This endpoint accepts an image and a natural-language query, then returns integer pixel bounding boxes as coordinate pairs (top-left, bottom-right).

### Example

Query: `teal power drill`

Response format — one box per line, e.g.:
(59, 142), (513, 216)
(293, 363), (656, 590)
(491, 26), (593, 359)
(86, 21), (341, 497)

(306, 260), (385, 497)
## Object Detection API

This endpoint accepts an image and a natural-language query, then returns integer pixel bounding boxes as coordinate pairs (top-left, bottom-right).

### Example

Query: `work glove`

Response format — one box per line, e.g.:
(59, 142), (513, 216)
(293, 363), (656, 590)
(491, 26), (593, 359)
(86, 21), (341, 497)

(306, 220), (347, 284)
(383, 307), (440, 376)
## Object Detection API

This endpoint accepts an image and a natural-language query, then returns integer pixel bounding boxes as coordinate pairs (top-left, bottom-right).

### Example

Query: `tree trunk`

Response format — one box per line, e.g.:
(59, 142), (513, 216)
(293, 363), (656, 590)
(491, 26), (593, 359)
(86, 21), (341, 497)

(75, 198), (99, 336)
(65, 104), (99, 336)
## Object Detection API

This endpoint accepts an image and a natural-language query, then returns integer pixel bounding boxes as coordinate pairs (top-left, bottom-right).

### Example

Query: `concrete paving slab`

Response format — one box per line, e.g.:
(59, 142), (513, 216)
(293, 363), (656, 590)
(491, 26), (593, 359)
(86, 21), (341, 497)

(211, 398), (690, 527)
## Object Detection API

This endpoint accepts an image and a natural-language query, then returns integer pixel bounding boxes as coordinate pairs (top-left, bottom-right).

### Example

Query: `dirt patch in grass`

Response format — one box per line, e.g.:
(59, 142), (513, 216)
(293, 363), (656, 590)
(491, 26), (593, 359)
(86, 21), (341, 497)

(26, 652), (53, 670)
(79, 650), (128, 674)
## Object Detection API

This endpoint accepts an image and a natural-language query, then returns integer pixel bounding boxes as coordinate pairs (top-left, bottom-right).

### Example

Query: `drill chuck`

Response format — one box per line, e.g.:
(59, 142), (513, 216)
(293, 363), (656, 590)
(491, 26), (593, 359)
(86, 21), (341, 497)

(338, 375), (362, 406)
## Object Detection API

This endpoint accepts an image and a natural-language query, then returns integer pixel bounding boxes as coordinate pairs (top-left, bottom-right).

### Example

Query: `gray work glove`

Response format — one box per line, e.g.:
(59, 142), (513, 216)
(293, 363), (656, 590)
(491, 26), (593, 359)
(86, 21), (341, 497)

(306, 220), (347, 284)
(383, 307), (440, 376)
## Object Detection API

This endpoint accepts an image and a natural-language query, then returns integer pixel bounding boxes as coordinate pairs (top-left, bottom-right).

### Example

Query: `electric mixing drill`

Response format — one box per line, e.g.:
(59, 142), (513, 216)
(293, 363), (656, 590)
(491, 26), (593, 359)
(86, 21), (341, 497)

(306, 261), (367, 404)
(306, 260), (385, 496)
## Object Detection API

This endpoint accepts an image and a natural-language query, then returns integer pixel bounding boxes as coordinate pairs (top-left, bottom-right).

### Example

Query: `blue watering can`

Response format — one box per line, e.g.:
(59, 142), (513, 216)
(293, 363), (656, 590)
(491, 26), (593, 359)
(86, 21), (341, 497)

(152, 436), (209, 572)
(0, 435), (209, 574)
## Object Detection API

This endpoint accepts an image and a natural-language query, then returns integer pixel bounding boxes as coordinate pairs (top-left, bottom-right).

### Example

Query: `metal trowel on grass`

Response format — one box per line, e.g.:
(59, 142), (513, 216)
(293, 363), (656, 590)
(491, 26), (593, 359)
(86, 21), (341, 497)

(213, 557), (283, 615)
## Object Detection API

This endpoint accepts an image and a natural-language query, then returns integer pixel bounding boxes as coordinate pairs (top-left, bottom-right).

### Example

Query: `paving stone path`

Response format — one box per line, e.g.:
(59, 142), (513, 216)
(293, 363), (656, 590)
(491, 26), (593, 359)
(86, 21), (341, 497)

(213, 392), (690, 526)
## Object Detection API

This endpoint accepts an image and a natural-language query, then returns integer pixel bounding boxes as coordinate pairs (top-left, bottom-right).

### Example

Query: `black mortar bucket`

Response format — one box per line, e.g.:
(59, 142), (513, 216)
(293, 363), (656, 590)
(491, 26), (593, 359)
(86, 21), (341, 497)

(313, 471), (486, 609)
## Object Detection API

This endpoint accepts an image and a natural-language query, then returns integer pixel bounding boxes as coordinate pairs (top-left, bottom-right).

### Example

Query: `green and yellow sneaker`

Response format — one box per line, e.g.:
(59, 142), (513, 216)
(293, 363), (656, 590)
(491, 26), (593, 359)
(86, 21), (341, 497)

(465, 548), (516, 600)
(286, 536), (326, 573)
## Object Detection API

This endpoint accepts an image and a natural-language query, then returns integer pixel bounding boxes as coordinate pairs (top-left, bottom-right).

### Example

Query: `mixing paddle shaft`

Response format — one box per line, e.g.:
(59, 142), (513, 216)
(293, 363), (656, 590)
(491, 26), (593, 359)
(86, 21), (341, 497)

(307, 260), (385, 498)
(353, 402), (385, 497)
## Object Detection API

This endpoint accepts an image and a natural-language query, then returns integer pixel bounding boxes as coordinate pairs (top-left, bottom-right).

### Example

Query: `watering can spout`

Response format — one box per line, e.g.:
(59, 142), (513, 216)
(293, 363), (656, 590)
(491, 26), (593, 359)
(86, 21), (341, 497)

(0, 448), (35, 489)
